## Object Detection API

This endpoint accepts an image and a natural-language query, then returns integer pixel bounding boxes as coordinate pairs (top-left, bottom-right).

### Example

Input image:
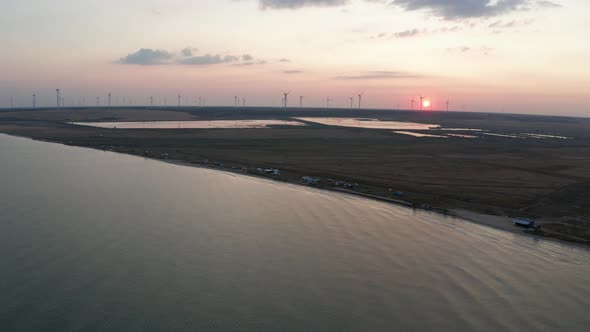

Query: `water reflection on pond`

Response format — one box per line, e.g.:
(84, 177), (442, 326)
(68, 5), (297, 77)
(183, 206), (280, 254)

(295, 117), (440, 130)
(70, 120), (307, 129)
(393, 131), (448, 138)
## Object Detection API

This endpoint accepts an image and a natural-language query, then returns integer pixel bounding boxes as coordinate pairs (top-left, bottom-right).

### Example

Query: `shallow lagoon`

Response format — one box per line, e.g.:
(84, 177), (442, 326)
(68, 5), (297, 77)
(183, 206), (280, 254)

(71, 119), (306, 129)
(295, 117), (440, 130)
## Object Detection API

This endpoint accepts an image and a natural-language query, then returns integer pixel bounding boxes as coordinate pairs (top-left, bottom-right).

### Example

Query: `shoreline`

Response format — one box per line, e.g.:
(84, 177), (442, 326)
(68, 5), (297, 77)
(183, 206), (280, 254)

(2, 132), (563, 244)
(157, 158), (558, 239)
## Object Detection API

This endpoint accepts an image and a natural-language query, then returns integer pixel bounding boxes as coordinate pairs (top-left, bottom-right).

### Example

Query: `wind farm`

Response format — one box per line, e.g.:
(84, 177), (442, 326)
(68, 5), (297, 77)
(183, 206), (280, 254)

(0, 87), (540, 115)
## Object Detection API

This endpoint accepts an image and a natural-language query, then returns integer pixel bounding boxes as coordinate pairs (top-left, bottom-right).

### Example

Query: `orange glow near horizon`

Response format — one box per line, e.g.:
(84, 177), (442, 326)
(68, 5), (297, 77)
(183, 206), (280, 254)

(423, 100), (431, 108)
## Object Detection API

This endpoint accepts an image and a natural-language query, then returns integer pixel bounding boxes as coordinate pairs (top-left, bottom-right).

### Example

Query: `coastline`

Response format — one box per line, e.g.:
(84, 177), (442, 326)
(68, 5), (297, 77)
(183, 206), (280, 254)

(1, 132), (563, 244)
(159, 158), (558, 239)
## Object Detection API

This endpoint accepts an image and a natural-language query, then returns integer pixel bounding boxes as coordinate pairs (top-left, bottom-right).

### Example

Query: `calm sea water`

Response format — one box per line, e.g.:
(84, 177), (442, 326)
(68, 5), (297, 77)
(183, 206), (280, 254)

(1, 134), (589, 331)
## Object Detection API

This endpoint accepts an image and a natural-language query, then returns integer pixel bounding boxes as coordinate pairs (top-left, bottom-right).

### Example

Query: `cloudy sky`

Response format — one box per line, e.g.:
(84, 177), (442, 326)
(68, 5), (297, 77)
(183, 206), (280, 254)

(1, 0), (588, 115)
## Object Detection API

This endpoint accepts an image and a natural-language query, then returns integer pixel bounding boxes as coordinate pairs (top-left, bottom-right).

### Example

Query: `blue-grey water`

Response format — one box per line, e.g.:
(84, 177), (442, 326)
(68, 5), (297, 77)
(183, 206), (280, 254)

(1, 134), (589, 331)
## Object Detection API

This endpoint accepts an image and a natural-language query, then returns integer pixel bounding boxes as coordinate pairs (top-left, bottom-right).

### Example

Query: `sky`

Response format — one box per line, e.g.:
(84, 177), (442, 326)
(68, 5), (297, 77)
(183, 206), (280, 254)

(1, 0), (589, 116)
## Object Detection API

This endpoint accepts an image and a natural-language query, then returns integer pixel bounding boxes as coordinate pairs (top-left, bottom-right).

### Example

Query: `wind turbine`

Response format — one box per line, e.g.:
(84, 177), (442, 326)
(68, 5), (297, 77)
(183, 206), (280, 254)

(56, 89), (60, 109)
(32, 94), (36, 108)
(96, 96), (100, 106)
(326, 96), (331, 109)
(282, 90), (291, 110)
(356, 90), (365, 109)
(411, 97), (416, 111)
(299, 96), (304, 108)
(10, 96), (13, 109)
(150, 96), (154, 107)
(349, 97), (354, 109)
(445, 98), (450, 112)
(108, 93), (111, 108)
(234, 96), (238, 108)
(178, 94), (182, 107)
(419, 94), (425, 111)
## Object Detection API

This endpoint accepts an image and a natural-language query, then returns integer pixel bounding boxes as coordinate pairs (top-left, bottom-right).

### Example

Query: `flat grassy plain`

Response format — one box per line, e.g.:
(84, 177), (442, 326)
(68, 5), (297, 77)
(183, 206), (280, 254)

(2, 107), (589, 243)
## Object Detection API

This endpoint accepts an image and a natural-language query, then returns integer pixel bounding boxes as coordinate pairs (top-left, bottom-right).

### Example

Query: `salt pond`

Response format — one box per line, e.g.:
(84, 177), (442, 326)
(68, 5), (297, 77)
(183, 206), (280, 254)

(295, 117), (440, 130)
(393, 131), (448, 138)
(70, 119), (306, 129)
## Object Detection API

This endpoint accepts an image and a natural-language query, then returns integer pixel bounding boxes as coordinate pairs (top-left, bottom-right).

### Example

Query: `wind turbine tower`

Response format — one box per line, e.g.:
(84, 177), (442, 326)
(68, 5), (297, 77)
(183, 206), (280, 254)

(282, 90), (291, 110)
(349, 97), (354, 109)
(33, 94), (36, 108)
(56, 89), (60, 109)
(178, 94), (181, 107)
(234, 96), (238, 108)
(446, 98), (450, 112)
(108, 93), (111, 108)
(419, 94), (426, 111)
(299, 96), (303, 108)
(357, 90), (365, 109)
(411, 97), (416, 111)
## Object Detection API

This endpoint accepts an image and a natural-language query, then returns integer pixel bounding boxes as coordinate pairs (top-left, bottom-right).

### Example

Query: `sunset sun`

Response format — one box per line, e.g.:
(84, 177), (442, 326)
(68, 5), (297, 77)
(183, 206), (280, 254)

(423, 100), (431, 108)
